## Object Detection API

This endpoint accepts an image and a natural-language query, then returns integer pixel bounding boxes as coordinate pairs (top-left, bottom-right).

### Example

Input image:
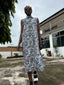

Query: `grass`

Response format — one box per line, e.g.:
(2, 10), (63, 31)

(0, 58), (6, 61)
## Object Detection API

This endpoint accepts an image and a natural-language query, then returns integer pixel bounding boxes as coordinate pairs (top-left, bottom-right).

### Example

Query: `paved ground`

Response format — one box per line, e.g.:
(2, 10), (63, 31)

(0, 58), (29, 85)
(0, 57), (64, 85)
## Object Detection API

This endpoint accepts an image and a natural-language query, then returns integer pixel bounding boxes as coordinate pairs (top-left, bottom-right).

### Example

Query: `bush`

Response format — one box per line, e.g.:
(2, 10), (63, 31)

(53, 45), (58, 55)
(14, 53), (19, 56)
(56, 54), (60, 57)
(61, 55), (64, 58)
(0, 54), (2, 59)
(42, 54), (44, 56)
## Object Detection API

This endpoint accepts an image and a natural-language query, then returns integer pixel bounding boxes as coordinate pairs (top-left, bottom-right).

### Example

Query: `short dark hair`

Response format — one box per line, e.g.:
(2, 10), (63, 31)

(24, 6), (32, 15)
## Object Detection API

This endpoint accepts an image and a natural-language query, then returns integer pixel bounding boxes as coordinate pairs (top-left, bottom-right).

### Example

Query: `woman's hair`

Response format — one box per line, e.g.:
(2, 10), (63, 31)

(24, 6), (32, 16)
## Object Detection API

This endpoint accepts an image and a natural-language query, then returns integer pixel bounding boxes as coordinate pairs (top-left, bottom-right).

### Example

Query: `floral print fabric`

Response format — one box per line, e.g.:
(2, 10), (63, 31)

(21, 16), (45, 72)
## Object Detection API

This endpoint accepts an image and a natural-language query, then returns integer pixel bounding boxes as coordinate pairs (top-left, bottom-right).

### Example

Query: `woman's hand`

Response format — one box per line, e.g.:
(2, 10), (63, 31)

(17, 44), (21, 51)
(39, 44), (42, 50)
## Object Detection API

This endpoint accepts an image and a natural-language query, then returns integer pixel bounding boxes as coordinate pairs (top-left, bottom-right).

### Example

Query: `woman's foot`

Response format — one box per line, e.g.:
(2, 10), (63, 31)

(33, 71), (38, 83)
(30, 81), (33, 85)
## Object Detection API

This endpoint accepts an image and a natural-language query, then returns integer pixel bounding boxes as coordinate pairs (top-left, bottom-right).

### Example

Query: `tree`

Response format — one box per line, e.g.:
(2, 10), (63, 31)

(0, 0), (18, 44)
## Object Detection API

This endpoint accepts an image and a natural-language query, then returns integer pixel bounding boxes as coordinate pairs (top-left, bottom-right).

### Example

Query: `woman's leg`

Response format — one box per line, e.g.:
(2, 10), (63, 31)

(28, 72), (33, 81)
(28, 72), (33, 85)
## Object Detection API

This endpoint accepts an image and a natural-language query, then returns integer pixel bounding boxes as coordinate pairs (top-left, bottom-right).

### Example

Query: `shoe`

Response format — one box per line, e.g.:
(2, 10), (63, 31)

(33, 74), (38, 83)
(33, 71), (38, 83)
(30, 81), (33, 85)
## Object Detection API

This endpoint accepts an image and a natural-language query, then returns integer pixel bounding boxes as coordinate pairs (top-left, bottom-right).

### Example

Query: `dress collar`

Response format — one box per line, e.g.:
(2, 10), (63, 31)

(26, 15), (33, 18)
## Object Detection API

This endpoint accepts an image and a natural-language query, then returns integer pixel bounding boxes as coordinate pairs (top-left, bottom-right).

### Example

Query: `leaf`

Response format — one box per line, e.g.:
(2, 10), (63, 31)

(0, 0), (18, 44)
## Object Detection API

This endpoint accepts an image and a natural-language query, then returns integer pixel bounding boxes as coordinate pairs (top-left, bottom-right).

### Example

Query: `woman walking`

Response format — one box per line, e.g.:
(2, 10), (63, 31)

(17, 6), (45, 85)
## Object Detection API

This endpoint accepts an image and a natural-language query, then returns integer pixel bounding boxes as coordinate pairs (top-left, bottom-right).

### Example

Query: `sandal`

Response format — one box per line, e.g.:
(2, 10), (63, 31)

(33, 71), (38, 83)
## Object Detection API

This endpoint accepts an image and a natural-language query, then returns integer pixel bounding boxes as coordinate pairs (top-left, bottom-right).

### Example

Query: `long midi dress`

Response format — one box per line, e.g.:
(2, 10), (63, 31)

(21, 16), (45, 72)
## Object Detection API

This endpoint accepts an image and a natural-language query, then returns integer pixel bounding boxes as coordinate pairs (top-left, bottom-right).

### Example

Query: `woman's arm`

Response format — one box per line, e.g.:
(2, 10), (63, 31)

(37, 18), (42, 50)
(18, 20), (23, 46)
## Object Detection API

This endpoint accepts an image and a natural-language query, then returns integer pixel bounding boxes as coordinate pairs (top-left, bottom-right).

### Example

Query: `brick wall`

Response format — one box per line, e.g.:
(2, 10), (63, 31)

(0, 47), (22, 51)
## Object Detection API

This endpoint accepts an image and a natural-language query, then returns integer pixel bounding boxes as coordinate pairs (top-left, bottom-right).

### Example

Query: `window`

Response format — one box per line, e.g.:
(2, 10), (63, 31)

(52, 30), (64, 47)
(60, 30), (64, 35)
(52, 32), (60, 37)
(41, 36), (50, 48)
(61, 36), (64, 46)
(53, 37), (60, 46)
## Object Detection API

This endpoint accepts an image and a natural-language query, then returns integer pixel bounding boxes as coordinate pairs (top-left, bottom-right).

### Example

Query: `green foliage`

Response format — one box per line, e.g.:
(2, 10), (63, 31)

(42, 54), (44, 56)
(45, 48), (48, 53)
(56, 54), (60, 57)
(0, 54), (2, 59)
(0, 0), (18, 44)
(14, 53), (19, 56)
(53, 45), (58, 56)
(45, 48), (48, 55)
(61, 55), (64, 58)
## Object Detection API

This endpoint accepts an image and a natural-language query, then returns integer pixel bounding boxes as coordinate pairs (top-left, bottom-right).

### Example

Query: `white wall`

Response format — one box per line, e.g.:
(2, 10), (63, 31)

(57, 47), (64, 56)
(41, 46), (64, 57)
(41, 48), (50, 56)
(0, 51), (23, 58)
(0, 52), (11, 58)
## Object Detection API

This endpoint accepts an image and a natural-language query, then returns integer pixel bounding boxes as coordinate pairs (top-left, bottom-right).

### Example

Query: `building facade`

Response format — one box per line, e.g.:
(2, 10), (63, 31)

(40, 8), (64, 57)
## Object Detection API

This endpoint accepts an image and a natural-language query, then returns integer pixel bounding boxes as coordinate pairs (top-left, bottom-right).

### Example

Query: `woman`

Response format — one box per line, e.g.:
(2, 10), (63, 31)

(17, 6), (45, 85)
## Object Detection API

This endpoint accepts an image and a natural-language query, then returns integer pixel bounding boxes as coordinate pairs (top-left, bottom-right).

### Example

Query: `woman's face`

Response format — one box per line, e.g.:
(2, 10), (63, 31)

(24, 6), (32, 16)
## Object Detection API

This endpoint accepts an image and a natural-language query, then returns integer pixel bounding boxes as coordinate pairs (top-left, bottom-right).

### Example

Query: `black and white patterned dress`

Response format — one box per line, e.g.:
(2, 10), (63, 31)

(21, 16), (45, 72)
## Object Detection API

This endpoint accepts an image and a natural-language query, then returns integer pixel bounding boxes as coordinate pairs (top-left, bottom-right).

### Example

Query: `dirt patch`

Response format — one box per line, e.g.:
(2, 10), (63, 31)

(59, 83), (64, 85)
